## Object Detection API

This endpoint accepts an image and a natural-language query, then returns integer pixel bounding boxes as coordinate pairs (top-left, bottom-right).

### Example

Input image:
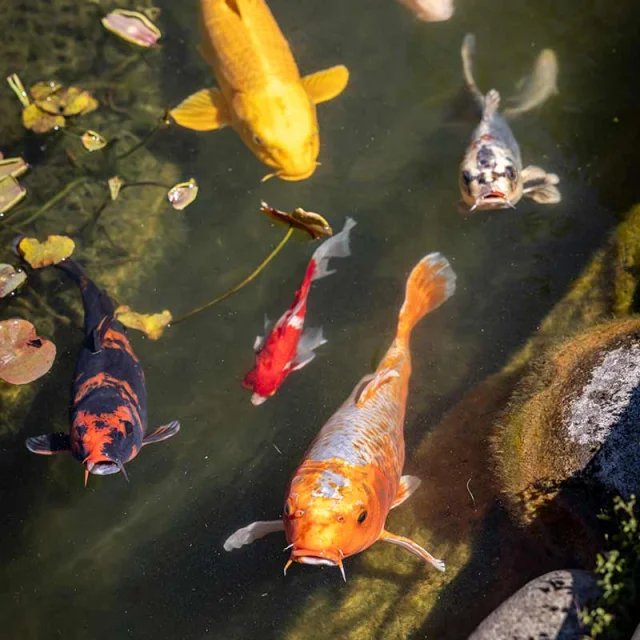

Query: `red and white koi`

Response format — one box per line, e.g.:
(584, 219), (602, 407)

(242, 217), (356, 406)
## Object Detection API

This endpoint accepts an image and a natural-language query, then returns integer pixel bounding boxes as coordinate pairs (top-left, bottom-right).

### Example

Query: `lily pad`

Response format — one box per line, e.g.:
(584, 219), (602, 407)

(115, 306), (172, 340)
(0, 264), (27, 298)
(167, 179), (198, 210)
(0, 319), (56, 385)
(34, 85), (98, 117)
(102, 9), (162, 47)
(0, 177), (27, 214)
(0, 157), (29, 181)
(260, 201), (333, 239)
(81, 130), (107, 152)
(22, 103), (65, 133)
(17, 235), (75, 269)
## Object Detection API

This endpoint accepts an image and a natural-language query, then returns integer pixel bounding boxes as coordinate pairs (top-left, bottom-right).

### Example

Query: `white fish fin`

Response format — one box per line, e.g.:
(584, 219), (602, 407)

(355, 368), (400, 408)
(524, 183), (562, 204)
(290, 327), (327, 371)
(461, 33), (483, 104)
(253, 335), (264, 352)
(379, 530), (445, 572)
(310, 217), (356, 282)
(481, 90), (501, 124)
(522, 167), (562, 204)
(223, 520), (284, 552)
(391, 476), (422, 509)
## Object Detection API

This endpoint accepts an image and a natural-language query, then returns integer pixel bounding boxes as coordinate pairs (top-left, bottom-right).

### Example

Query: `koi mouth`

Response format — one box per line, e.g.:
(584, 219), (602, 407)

(250, 393), (267, 406)
(284, 547), (346, 581)
(471, 191), (515, 211)
(261, 163), (320, 183)
(84, 458), (129, 486)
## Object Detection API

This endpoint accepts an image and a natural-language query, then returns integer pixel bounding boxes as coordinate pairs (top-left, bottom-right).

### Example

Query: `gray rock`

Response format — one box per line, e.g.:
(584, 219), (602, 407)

(565, 341), (640, 497)
(469, 570), (599, 640)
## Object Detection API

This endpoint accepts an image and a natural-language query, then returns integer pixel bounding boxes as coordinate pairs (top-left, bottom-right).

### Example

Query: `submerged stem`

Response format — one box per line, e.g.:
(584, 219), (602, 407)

(171, 226), (295, 327)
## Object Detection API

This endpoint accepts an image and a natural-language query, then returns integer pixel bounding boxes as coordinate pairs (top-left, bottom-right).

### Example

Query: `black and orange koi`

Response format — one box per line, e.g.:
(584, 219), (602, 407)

(26, 259), (180, 485)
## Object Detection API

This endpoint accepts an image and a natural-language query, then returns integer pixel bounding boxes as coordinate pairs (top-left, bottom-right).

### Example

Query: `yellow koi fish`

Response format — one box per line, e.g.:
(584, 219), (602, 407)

(170, 0), (350, 181)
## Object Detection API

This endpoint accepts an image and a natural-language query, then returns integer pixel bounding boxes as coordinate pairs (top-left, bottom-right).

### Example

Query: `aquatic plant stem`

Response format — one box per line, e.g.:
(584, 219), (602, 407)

(117, 122), (163, 159)
(9, 176), (94, 228)
(171, 226), (295, 327)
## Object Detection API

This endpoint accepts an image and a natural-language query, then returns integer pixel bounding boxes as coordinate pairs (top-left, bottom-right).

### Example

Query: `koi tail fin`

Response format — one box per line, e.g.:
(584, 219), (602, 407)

(461, 33), (484, 106)
(310, 217), (356, 282)
(396, 253), (456, 344)
(55, 259), (115, 334)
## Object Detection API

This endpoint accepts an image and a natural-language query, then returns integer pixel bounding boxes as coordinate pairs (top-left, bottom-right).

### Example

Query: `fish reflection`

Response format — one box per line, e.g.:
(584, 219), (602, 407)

(243, 218), (356, 405)
(458, 34), (561, 213)
(170, 0), (349, 181)
(226, 252), (456, 579)
(26, 259), (180, 485)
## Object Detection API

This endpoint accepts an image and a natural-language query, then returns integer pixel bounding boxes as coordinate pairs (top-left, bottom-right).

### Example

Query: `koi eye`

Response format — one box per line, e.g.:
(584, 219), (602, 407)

(253, 135), (263, 146)
(505, 166), (516, 181)
(357, 510), (368, 524)
(462, 170), (473, 186)
(284, 502), (291, 516)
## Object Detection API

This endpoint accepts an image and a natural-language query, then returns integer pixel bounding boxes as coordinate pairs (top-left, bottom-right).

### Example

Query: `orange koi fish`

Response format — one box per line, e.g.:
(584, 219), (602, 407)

(170, 0), (350, 181)
(225, 252), (456, 579)
(25, 259), (180, 485)
(243, 218), (356, 405)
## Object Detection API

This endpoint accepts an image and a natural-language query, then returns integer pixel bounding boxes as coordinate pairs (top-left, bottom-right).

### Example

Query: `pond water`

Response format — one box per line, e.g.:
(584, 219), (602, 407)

(1, 0), (639, 638)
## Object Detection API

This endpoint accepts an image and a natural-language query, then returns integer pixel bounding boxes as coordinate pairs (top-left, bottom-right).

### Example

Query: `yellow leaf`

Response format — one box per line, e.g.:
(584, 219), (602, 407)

(81, 130), (107, 152)
(22, 104), (64, 133)
(115, 306), (172, 340)
(18, 235), (75, 269)
(35, 86), (98, 117)
(29, 81), (63, 101)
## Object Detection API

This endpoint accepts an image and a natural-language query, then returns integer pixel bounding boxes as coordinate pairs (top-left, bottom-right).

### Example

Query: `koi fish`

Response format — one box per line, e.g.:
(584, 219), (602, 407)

(225, 252), (456, 579)
(25, 259), (180, 485)
(243, 218), (356, 406)
(170, 0), (350, 182)
(459, 33), (561, 212)
(395, 0), (454, 22)
(504, 49), (559, 119)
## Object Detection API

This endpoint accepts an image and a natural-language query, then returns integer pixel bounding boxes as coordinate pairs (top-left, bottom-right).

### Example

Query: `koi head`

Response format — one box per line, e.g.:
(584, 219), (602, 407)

(231, 87), (319, 182)
(283, 464), (387, 579)
(83, 453), (129, 486)
(459, 142), (523, 211)
(242, 360), (281, 406)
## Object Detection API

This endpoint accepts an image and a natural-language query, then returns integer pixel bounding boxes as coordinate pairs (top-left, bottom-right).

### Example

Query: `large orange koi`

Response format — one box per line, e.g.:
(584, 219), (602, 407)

(170, 0), (349, 181)
(224, 252), (456, 579)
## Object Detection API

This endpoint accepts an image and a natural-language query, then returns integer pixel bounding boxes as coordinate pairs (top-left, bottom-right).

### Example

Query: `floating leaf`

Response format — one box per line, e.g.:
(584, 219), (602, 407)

(0, 319), (56, 385)
(0, 264), (27, 298)
(17, 235), (75, 269)
(167, 178), (198, 210)
(260, 201), (333, 240)
(115, 306), (172, 340)
(81, 130), (107, 152)
(22, 103), (65, 133)
(102, 9), (162, 47)
(29, 80), (63, 101)
(35, 85), (98, 117)
(0, 157), (29, 180)
(108, 176), (123, 201)
(0, 177), (27, 214)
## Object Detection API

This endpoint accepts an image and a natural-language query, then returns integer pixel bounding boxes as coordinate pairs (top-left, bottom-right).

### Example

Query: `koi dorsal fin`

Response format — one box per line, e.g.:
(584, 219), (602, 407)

(302, 65), (350, 104)
(25, 432), (71, 455)
(391, 475), (421, 509)
(355, 369), (400, 408)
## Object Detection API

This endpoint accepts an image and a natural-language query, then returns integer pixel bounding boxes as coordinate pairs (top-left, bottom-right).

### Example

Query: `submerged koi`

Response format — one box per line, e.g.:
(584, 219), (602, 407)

(226, 252), (456, 579)
(458, 34), (561, 213)
(243, 218), (356, 405)
(25, 259), (180, 485)
(170, 0), (349, 181)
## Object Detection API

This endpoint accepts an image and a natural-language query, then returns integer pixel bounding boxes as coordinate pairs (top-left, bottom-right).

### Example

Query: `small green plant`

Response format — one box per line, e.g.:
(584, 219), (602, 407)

(580, 494), (639, 639)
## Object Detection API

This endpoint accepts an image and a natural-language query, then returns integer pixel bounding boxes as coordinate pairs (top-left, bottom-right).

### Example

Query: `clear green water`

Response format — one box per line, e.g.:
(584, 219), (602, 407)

(1, 0), (639, 638)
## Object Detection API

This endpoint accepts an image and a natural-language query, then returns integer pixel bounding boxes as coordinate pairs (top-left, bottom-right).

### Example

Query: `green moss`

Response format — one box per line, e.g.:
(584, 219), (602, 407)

(580, 495), (640, 639)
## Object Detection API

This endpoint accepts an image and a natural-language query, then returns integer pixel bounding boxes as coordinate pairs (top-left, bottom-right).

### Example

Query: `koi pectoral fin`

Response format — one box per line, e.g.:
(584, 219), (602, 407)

(391, 475), (422, 509)
(302, 65), (350, 104)
(355, 368), (400, 408)
(379, 530), (445, 572)
(223, 520), (285, 552)
(522, 166), (561, 204)
(142, 420), (181, 446)
(289, 327), (327, 371)
(170, 88), (231, 131)
(25, 433), (71, 455)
